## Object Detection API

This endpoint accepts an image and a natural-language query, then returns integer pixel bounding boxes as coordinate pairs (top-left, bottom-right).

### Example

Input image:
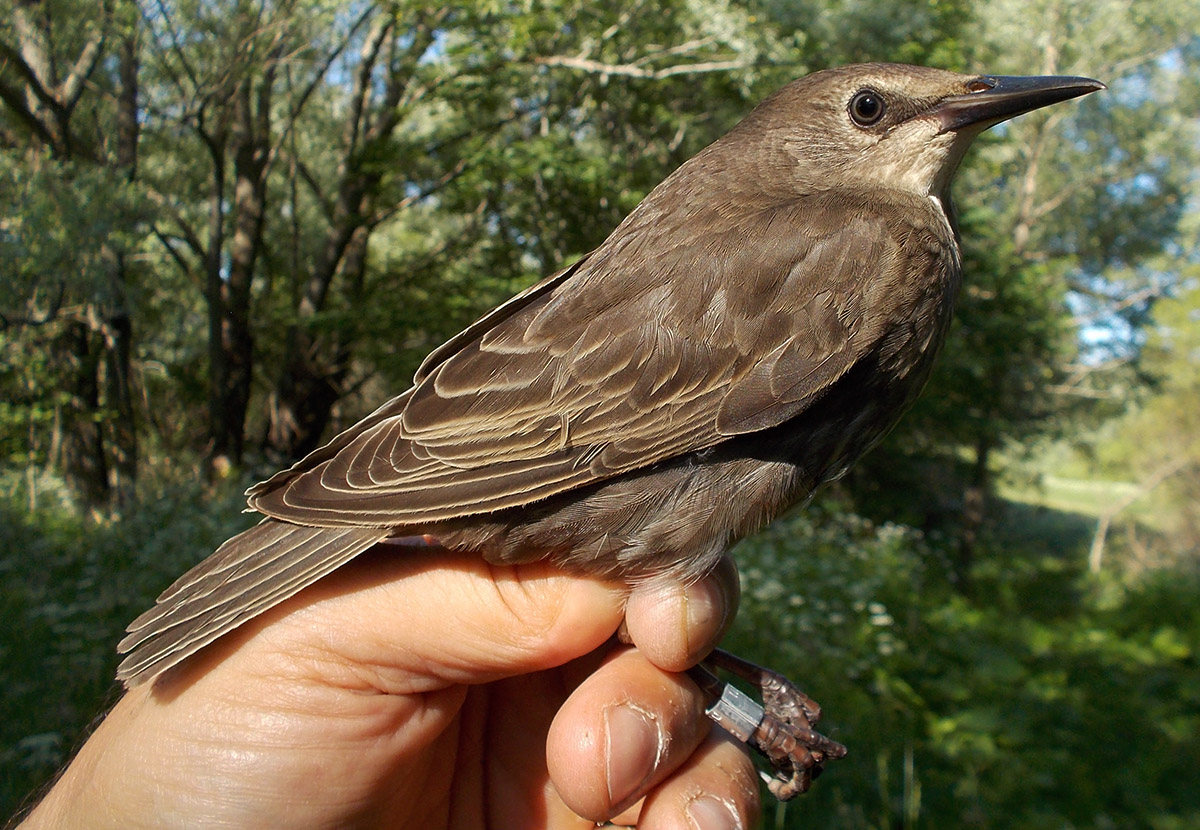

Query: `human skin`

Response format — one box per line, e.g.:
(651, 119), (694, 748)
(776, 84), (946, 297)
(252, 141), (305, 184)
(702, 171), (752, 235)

(19, 543), (760, 829)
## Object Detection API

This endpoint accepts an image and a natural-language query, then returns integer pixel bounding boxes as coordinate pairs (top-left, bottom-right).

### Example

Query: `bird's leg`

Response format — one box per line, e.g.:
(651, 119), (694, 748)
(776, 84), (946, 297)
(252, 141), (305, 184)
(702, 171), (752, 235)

(688, 649), (847, 801)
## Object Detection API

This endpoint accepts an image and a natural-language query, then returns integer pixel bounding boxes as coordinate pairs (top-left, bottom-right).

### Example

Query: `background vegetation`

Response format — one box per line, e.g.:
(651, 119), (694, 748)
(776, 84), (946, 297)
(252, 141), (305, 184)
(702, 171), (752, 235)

(2, 0), (1198, 826)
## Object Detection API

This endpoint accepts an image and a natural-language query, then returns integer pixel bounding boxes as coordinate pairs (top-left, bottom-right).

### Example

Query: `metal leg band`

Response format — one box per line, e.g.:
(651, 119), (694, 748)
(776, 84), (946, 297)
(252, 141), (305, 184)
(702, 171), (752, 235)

(704, 681), (764, 744)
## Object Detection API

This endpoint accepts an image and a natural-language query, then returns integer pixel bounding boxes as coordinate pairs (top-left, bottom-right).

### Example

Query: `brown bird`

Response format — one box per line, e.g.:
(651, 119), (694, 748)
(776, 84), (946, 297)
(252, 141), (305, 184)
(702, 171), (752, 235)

(118, 63), (1102, 797)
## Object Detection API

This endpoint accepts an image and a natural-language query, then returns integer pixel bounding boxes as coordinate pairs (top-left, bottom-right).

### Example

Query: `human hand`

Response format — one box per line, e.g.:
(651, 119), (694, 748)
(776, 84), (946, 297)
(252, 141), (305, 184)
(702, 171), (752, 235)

(21, 543), (760, 829)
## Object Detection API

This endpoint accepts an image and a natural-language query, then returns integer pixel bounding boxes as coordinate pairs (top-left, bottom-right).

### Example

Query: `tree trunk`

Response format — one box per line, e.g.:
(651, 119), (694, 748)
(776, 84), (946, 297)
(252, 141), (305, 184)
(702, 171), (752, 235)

(58, 319), (110, 510)
(202, 65), (274, 471)
(106, 32), (141, 505)
(957, 434), (993, 593)
(103, 305), (137, 506)
(265, 224), (370, 461)
(261, 12), (442, 463)
(202, 124), (234, 468)
(7, 3), (135, 509)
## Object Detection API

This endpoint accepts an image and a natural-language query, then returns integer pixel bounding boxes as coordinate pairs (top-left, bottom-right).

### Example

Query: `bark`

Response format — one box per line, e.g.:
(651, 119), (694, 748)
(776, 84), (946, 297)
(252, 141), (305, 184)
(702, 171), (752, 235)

(266, 224), (370, 461)
(207, 73), (273, 468)
(140, 5), (376, 471)
(58, 320), (110, 510)
(260, 16), (392, 462)
(957, 434), (993, 593)
(106, 33), (141, 505)
(103, 307), (137, 505)
(1088, 457), (1188, 573)
(201, 109), (233, 466)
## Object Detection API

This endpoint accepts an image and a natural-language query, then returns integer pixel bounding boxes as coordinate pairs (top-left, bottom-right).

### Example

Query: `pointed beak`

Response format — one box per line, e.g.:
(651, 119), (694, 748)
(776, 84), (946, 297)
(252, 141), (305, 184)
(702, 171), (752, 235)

(937, 74), (1106, 133)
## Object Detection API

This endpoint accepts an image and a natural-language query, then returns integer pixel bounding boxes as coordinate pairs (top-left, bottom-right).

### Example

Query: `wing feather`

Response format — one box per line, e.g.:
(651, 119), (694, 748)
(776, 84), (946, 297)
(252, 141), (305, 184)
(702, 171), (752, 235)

(117, 521), (386, 684)
(250, 196), (917, 527)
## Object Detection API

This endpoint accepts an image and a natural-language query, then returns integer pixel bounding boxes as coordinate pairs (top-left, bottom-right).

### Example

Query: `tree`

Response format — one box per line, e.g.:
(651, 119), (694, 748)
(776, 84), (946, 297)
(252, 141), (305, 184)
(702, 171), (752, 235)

(258, 0), (795, 460)
(138, 0), (375, 467)
(0, 0), (144, 509)
(1102, 237), (1200, 564)
(847, 0), (1200, 582)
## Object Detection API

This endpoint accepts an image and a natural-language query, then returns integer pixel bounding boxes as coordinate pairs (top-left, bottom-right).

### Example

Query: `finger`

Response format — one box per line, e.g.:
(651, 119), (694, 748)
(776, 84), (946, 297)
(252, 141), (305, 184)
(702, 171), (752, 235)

(637, 731), (761, 830)
(211, 543), (629, 694)
(546, 648), (710, 822)
(624, 554), (739, 672)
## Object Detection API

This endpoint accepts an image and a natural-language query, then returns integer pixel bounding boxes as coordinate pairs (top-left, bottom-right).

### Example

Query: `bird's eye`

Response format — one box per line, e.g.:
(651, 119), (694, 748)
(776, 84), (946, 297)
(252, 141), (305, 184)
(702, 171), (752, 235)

(848, 89), (885, 127)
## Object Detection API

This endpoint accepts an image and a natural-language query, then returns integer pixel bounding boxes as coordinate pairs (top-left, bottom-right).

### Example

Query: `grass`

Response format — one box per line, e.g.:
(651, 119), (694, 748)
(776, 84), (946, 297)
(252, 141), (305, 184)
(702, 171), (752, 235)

(1001, 473), (1174, 536)
(0, 473), (258, 822)
(1000, 474), (1133, 516)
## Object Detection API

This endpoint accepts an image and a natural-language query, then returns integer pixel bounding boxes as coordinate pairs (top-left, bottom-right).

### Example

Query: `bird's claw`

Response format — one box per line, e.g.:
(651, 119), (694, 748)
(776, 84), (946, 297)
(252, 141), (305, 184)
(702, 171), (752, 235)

(693, 649), (847, 801)
(753, 705), (848, 800)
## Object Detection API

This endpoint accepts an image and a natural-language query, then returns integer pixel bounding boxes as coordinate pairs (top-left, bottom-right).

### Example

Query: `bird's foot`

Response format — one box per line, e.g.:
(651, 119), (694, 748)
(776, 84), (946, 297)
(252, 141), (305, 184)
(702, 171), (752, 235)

(689, 648), (847, 801)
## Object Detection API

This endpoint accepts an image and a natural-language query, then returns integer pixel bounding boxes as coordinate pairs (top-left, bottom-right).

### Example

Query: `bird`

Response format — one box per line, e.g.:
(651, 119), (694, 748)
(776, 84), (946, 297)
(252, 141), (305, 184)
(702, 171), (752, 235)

(118, 62), (1103, 795)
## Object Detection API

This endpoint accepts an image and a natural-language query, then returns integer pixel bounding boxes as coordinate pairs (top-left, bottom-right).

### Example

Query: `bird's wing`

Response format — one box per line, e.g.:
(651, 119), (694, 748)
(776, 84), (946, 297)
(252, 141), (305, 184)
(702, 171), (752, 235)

(116, 520), (387, 684)
(247, 259), (590, 498)
(250, 196), (922, 527)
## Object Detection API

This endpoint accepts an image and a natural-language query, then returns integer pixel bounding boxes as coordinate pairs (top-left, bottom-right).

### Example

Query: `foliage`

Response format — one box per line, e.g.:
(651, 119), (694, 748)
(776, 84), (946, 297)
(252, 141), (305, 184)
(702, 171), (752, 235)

(0, 473), (257, 817)
(848, 2), (1200, 556)
(4, 484), (1199, 827)
(2, 0), (1189, 517)
(1106, 257), (1200, 557)
(727, 502), (1200, 829)
(0, 156), (146, 316)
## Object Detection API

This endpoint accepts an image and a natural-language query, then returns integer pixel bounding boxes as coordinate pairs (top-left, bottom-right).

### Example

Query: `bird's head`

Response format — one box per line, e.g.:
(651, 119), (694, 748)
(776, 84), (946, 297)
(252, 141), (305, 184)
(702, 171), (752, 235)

(735, 63), (1104, 201)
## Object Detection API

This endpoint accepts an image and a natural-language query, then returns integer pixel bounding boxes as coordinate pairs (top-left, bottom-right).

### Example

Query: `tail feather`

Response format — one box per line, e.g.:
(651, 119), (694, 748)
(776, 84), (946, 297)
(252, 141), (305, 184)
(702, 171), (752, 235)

(117, 520), (387, 686)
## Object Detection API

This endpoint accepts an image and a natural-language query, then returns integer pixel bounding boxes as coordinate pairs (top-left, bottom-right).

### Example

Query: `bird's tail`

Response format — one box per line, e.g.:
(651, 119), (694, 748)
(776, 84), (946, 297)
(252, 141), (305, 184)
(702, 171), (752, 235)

(117, 520), (387, 687)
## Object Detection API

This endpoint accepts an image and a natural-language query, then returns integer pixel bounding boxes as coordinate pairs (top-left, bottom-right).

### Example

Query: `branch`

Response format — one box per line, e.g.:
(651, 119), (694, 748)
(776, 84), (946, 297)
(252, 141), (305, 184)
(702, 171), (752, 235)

(150, 227), (205, 293)
(9, 2), (55, 90)
(1, 2), (111, 160)
(369, 154), (471, 227)
(1029, 170), (1114, 222)
(630, 38), (719, 67)
(144, 186), (207, 262)
(534, 53), (751, 81)
(361, 7), (451, 147)
(0, 280), (66, 330)
(1044, 384), (1123, 400)
(289, 155), (332, 221)
(148, 0), (201, 94)
(1071, 282), (1168, 328)
(1088, 456), (1189, 573)
(1047, 355), (1133, 398)
(0, 38), (62, 113)
(59, 24), (106, 113)
(268, 4), (375, 172)
(0, 74), (58, 145)
(342, 12), (393, 161)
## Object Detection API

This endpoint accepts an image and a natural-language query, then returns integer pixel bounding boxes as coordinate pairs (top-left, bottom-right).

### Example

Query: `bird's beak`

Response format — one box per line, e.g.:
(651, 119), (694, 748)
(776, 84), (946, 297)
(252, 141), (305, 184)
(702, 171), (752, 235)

(936, 74), (1106, 133)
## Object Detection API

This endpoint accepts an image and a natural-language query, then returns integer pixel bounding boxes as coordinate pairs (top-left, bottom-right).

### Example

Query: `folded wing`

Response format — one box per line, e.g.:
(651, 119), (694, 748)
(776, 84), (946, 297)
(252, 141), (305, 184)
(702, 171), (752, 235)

(250, 196), (907, 528)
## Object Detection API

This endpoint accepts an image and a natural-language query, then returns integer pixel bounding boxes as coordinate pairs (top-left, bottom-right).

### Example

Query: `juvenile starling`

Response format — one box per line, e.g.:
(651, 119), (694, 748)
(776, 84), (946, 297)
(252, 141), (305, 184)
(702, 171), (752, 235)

(118, 62), (1103, 797)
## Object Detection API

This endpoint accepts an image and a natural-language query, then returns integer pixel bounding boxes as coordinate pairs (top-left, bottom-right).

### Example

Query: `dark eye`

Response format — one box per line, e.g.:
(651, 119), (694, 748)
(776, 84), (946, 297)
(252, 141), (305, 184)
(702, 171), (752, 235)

(848, 89), (885, 127)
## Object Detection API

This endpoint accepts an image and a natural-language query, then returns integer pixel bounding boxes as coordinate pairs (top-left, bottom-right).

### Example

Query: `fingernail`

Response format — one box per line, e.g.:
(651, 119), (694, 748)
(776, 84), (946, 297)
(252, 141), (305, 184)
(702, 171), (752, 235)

(604, 704), (662, 810)
(684, 579), (732, 663)
(708, 557), (740, 638)
(686, 580), (723, 633)
(687, 796), (741, 830)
